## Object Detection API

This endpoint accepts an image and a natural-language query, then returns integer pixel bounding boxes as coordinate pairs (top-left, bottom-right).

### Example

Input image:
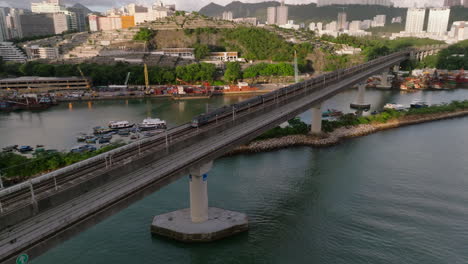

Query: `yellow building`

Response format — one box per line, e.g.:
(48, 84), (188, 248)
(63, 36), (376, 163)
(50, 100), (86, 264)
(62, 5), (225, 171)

(121, 16), (135, 29)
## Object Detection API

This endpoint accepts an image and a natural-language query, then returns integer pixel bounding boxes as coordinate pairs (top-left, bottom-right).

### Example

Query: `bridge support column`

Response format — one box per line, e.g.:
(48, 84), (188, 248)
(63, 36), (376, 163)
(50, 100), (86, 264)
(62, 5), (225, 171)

(376, 70), (391, 89)
(151, 161), (249, 242)
(310, 103), (322, 135)
(350, 83), (371, 110)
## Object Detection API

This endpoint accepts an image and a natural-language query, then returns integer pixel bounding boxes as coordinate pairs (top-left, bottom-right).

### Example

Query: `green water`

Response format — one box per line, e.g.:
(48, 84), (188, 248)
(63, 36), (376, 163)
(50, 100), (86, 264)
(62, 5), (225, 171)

(2, 89), (468, 263)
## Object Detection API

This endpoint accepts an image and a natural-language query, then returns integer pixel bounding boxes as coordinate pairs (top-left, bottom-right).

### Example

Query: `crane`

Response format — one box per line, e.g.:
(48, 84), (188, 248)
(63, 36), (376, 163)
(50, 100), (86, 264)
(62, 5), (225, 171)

(77, 66), (91, 90)
(124, 72), (131, 87)
(144, 64), (152, 95)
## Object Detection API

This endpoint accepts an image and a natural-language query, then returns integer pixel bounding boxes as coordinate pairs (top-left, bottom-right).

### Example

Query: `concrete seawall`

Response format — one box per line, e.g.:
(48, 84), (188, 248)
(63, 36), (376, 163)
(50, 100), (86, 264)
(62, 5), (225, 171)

(228, 110), (468, 155)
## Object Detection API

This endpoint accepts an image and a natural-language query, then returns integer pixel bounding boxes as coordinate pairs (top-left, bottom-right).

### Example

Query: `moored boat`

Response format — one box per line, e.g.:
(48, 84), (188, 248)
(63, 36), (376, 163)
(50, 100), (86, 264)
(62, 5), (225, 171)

(138, 118), (167, 131)
(19, 146), (33, 152)
(108, 121), (134, 129)
(410, 100), (429, 109)
(322, 109), (343, 117)
(384, 103), (407, 111)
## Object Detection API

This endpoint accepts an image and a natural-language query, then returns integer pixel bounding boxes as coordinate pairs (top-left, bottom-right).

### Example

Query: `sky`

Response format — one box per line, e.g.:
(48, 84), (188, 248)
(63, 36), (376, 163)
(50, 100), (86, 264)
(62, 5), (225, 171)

(0, 0), (443, 12)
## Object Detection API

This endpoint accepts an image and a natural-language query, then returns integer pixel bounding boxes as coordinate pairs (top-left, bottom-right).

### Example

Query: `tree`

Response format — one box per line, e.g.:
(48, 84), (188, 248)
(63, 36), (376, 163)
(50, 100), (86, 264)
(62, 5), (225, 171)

(193, 44), (210, 60)
(224, 62), (242, 83)
(133, 28), (154, 42)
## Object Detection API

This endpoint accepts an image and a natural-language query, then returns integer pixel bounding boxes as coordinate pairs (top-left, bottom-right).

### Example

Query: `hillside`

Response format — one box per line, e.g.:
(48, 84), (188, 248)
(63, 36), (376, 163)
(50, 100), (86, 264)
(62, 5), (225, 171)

(199, 2), (468, 25)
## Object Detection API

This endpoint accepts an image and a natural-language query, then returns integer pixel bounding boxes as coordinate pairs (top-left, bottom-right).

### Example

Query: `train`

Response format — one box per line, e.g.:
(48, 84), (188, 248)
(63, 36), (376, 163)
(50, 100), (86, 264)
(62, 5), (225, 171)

(191, 50), (410, 128)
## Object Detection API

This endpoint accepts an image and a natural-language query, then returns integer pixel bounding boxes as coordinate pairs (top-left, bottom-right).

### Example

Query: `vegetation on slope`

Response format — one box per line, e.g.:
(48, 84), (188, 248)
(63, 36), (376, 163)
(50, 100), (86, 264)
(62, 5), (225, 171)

(0, 143), (124, 181)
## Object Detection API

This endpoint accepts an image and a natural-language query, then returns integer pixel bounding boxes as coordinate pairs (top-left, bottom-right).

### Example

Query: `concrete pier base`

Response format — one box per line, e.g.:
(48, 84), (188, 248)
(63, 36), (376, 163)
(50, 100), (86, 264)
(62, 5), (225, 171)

(151, 207), (249, 242)
(351, 83), (371, 110)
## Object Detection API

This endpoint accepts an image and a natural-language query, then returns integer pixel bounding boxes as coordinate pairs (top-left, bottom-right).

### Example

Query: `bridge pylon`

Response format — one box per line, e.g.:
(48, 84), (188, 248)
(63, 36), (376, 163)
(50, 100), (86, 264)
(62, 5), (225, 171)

(151, 161), (249, 242)
(310, 103), (323, 135)
(350, 83), (371, 110)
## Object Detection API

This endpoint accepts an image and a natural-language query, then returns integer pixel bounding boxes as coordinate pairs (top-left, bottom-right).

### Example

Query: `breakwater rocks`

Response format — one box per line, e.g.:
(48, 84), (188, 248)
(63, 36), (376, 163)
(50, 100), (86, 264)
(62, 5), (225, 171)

(229, 110), (468, 155)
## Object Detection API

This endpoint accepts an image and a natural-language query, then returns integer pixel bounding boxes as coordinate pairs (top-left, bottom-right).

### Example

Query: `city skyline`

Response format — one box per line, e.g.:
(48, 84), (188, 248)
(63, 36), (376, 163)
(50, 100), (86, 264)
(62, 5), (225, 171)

(0, 0), (447, 12)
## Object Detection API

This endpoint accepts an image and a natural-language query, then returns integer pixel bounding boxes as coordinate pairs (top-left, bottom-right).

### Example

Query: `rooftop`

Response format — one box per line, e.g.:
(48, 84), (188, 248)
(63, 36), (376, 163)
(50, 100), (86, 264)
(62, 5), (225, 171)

(0, 76), (88, 82)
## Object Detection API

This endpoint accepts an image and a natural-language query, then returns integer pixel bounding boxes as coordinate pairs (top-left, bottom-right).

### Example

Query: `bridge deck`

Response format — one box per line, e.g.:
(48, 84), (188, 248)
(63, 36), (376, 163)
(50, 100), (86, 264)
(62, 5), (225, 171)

(0, 55), (406, 263)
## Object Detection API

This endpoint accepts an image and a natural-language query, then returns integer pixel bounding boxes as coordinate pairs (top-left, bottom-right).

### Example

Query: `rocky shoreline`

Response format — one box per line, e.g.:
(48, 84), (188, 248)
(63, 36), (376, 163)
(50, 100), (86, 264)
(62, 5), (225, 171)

(228, 110), (468, 155)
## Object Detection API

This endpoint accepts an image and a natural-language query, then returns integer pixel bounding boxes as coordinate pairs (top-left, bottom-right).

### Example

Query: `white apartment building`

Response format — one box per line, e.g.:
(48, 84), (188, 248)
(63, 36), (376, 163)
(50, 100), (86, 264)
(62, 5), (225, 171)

(222, 11), (233, 21)
(372, 15), (386, 27)
(449, 21), (468, 42)
(349, 20), (362, 31)
(53, 13), (69, 34)
(267, 7), (276, 25)
(0, 42), (27, 62)
(337, 12), (347, 30)
(25, 45), (60, 60)
(276, 1), (288, 26)
(405, 8), (425, 33)
(317, 0), (392, 7)
(427, 8), (450, 35)
(31, 0), (64, 13)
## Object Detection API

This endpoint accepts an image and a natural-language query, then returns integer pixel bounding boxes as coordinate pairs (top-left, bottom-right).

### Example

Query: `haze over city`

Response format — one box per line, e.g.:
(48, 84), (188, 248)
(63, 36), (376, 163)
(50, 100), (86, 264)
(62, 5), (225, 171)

(0, 0), (444, 11)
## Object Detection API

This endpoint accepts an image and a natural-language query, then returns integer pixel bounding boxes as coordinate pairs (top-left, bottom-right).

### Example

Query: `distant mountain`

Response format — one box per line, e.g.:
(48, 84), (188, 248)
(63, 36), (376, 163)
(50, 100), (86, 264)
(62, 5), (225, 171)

(71, 3), (93, 14)
(200, 2), (468, 26)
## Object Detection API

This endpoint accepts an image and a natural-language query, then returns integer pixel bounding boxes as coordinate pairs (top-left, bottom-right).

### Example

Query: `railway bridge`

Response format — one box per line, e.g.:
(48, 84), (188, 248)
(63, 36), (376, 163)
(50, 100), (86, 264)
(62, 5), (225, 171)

(0, 46), (444, 263)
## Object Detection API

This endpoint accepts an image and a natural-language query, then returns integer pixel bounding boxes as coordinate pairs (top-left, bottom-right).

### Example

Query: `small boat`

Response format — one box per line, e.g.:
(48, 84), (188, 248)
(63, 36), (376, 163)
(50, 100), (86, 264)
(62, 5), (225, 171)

(35, 147), (45, 153)
(143, 131), (158, 137)
(19, 146), (33, 153)
(98, 137), (110, 144)
(93, 126), (113, 135)
(130, 135), (138, 140)
(108, 121), (134, 129)
(85, 137), (97, 144)
(117, 129), (130, 136)
(322, 109), (343, 117)
(70, 144), (96, 153)
(2, 145), (18, 152)
(410, 101), (429, 109)
(384, 103), (407, 111)
(138, 118), (167, 131)
(77, 134), (87, 142)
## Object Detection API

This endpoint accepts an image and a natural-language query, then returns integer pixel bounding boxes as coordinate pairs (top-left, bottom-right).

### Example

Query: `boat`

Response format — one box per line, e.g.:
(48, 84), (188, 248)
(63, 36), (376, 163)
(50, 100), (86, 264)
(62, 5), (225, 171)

(93, 126), (113, 135)
(98, 137), (111, 144)
(138, 118), (167, 131)
(77, 133), (87, 142)
(108, 121), (134, 129)
(71, 145), (96, 153)
(322, 109), (343, 117)
(410, 101), (429, 109)
(19, 146), (33, 152)
(0, 94), (57, 112)
(130, 135), (138, 140)
(2, 145), (18, 152)
(384, 103), (407, 111)
(85, 137), (97, 144)
(117, 129), (130, 136)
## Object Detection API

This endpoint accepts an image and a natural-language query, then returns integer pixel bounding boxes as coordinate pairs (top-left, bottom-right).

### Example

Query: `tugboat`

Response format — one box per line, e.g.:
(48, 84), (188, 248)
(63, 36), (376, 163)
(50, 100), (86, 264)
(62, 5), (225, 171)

(138, 118), (167, 131)
(108, 121), (134, 129)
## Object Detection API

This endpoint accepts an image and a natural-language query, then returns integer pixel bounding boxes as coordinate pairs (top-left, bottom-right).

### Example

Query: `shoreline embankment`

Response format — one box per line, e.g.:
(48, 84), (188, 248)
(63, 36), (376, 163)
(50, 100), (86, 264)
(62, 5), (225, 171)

(227, 110), (468, 155)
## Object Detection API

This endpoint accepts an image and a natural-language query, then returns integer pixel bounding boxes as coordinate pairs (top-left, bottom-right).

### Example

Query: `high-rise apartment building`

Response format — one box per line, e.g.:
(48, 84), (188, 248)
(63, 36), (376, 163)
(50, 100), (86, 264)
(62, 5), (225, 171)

(5, 8), (24, 39)
(20, 13), (55, 37)
(464, 0), (468, 7)
(337, 12), (347, 30)
(317, 0), (392, 7)
(267, 6), (276, 25)
(0, 8), (8, 42)
(276, 0), (288, 25)
(222, 11), (233, 21)
(427, 8), (451, 35)
(31, 0), (64, 13)
(404, 8), (426, 33)
(449, 21), (468, 41)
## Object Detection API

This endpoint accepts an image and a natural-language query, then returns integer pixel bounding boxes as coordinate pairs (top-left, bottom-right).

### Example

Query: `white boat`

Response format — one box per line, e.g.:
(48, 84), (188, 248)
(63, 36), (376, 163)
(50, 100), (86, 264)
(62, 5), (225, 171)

(384, 103), (407, 111)
(138, 118), (167, 131)
(108, 121), (134, 129)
